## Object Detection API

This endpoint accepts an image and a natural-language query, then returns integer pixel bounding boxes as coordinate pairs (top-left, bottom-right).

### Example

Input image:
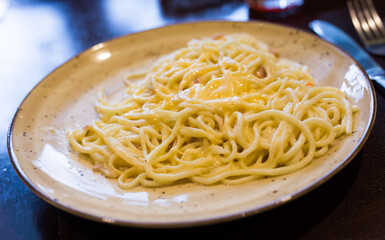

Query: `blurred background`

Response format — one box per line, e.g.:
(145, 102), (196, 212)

(1, 0), (385, 239)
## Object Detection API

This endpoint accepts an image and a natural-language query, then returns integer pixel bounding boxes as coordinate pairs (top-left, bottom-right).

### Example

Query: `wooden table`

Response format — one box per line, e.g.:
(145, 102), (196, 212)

(1, 0), (385, 239)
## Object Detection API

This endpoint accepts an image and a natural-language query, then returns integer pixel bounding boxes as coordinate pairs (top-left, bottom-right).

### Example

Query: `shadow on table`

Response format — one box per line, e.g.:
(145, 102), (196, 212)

(159, 0), (244, 19)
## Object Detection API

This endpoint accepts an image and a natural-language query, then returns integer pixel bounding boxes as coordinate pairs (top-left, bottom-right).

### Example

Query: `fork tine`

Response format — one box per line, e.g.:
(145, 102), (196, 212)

(347, 0), (370, 45)
(360, 0), (383, 39)
(348, 0), (385, 55)
(355, 0), (377, 42)
(365, 0), (385, 37)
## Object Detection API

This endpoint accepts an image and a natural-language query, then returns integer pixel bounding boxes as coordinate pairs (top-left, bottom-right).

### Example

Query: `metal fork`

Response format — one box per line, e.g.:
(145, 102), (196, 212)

(347, 0), (385, 56)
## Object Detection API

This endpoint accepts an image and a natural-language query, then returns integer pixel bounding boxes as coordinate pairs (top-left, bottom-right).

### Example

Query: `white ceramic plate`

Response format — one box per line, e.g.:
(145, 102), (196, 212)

(8, 21), (376, 228)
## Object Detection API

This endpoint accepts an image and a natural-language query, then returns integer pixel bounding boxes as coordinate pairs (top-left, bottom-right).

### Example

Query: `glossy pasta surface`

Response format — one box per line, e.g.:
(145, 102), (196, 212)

(68, 34), (358, 188)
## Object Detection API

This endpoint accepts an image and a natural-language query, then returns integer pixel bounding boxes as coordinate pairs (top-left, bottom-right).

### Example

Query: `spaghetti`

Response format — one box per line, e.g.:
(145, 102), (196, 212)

(68, 33), (358, 188)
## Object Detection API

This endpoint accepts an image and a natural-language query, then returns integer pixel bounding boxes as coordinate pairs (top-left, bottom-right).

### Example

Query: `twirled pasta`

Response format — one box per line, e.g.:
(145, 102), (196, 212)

(68, 33), (358, 188)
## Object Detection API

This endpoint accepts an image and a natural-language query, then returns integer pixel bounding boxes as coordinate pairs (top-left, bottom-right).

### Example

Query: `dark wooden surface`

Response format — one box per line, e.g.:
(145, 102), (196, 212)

(1, 0), (385, 239)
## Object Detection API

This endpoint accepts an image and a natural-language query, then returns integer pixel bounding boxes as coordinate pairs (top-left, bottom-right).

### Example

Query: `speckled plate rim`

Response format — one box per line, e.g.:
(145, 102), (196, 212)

(7, 20), (377, 228)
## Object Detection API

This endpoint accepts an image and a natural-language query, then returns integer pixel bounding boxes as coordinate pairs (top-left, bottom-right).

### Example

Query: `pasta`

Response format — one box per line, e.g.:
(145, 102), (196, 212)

(68, 33), (359, 188)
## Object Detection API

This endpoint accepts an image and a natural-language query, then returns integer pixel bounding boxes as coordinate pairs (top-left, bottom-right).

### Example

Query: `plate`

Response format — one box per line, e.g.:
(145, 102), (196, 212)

(7, 21), (376, 228)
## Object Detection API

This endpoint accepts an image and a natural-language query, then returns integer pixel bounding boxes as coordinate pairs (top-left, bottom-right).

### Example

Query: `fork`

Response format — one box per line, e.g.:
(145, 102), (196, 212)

(347, 0), (385, 56)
